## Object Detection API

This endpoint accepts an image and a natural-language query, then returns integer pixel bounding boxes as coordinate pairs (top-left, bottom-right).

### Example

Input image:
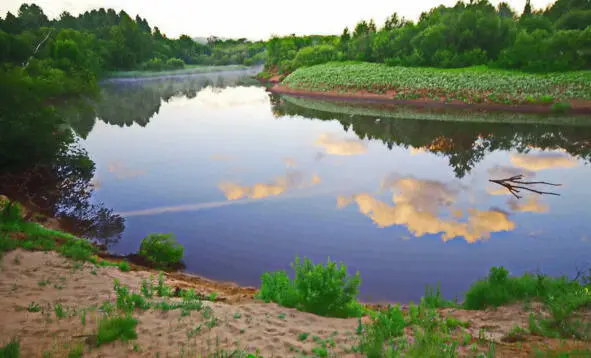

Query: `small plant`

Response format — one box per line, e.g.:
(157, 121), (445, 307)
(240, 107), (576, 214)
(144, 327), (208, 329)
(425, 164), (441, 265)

(141, 278), (153, 298)
(12, 254), (20, 265)
(187, 324), (202, 338)
(0, 338), (20, 358)
(156, 273), (171, 297)
(67, 343), (84, 358)
(298, 332), (310, 341)
(233, 312), (241, 319)
(96, 315), (138, 346)
(359, 305), (405, 357)
(38, 279), (50, 287)
(502, 325), (528, 342)
(27, 302), (41, 312)
(206, 317), (217, 328)
(54, 304), (66, 319)
(277, 312), (286, 320)
(139, 233), (184, 269)
(118, 261), (130, 272)
(209, 292), (218, 301)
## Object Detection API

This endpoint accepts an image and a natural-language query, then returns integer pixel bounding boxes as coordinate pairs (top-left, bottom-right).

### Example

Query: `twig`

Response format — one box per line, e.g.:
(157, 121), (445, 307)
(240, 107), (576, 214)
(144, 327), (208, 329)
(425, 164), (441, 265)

(489, 174), (561, 199)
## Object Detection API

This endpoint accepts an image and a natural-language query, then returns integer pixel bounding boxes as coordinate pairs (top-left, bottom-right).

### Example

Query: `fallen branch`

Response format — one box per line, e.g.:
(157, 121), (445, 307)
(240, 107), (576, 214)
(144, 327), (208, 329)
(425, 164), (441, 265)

(489, 174), (561, 199)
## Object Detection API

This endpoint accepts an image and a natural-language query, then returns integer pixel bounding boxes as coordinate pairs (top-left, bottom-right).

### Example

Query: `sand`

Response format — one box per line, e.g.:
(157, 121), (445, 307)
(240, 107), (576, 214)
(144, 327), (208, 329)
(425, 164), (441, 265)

(0, 249), (589, 357)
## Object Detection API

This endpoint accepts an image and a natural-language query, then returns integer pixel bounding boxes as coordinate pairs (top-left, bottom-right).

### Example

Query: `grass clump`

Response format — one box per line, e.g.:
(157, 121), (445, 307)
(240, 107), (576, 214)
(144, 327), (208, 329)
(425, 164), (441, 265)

(463, 266), (584, 310)
(139, 233), (184, 269)
(96, 315), (138, 346)
(0, 338), (20, 358)
(256, 255), (363, 318)
(359, 305), (406, 357)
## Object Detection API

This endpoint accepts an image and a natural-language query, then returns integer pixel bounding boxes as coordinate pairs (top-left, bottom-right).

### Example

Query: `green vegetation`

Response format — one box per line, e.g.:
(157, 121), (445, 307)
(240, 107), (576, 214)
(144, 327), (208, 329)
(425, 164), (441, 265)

(107, 64), (246, 78)
(266, 0), (591, 74)
(463, 266), (587, 309)
(0, 338), (20, 358)
(282, 62), (591, 104)
(139, 233), (184, 269)
(0, 3), (264, 176)
(96, 315), (138, 346)
(257, 256), (363, 318)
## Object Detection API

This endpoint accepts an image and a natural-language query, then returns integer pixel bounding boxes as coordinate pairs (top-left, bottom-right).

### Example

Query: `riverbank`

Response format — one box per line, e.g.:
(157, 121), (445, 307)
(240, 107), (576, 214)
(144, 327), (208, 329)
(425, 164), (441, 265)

(272, 62), (591, 114)
(1, 198), (590, 356)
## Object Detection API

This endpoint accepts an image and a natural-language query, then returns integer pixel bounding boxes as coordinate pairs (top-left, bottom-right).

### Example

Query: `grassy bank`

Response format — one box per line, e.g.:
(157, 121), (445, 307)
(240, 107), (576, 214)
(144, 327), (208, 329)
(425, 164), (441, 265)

(282, 62), (591, 106)
(106, 64), (248, 79)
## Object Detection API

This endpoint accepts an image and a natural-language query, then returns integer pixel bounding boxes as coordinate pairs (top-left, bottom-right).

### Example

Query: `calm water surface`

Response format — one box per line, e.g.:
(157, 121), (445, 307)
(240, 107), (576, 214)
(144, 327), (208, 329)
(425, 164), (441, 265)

(76, 68), (591, 302)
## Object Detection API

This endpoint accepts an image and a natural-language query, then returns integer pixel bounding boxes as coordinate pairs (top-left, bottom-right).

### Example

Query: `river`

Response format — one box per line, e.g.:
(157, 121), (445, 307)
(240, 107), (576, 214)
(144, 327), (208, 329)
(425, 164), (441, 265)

(69, 67), (591, 303)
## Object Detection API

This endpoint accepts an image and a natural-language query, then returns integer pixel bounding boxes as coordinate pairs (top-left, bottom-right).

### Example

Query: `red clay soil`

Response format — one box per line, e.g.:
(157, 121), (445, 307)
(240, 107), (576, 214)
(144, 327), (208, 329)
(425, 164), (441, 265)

(270, 84), (591, 115)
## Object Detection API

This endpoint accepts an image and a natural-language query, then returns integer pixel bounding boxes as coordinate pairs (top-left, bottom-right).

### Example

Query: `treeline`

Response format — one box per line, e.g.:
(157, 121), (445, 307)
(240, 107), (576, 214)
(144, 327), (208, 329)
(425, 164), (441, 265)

(265, 0), (591, 74)
(0, 3), (265, 172)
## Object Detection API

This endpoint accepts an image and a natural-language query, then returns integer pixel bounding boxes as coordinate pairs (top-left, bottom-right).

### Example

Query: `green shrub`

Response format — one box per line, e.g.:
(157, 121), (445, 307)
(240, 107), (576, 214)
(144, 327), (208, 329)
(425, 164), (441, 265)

(463, 266), (582, 310)
(257, 256), (362, 318)
(165, 58), (185, 69)
(59, 239), (96, 261)
(96, 315), (138, 346)
(139, 233), (184, 268)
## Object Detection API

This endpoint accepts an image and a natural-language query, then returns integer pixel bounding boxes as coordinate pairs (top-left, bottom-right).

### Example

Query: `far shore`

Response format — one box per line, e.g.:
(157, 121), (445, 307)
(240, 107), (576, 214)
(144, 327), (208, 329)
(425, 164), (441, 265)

(269, 84), (591, 115)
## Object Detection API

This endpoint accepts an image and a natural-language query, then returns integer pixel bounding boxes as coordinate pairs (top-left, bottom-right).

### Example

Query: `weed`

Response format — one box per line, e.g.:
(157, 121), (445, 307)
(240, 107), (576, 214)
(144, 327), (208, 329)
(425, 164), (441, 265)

(90, 266), (97, 275)
(187, 324), (202, 338)
(423, 283), (455, 308)
(156, 273), (172, 297)
(551, 102), (572, 113)
(118, 261), (130, 272)
(12, 254), (20, 265)
(27, 302), (41, 312)
(53, 284), (64, 290)
(277, 312), (286, 320)
(209, 292), (218, 301)
(96, 315), (138, 346)
(38, 279), (50, 287)
(359, 305), (405, 357)
(67, 343), (84, 358)
(81, 310), (86, 326)
(0, 338), (20, 358)
(233, 312), (241, 319)
(206, 317), (217, 328)
(298, 332), (310, 341)
(502, 325), (528, 342)
(54, 304), (66, 319)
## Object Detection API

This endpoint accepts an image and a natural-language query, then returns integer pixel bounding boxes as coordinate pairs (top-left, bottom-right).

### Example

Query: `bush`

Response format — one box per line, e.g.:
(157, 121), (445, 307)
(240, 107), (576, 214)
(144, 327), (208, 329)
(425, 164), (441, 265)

(257, 256), (363, 318)
(165, 58), (185, 69)
(96, 315), (138, 346)
(463, 266), (582, 310)
(139, 233), (184, 269)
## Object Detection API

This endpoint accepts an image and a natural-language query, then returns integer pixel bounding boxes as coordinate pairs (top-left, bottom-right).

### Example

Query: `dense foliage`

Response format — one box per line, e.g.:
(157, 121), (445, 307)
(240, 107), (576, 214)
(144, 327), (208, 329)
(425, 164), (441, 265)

(265, 0), (591, 73)
(0, 3), (264, 174)
(139, 233), (184, 268)
(257, 256), (363, 318)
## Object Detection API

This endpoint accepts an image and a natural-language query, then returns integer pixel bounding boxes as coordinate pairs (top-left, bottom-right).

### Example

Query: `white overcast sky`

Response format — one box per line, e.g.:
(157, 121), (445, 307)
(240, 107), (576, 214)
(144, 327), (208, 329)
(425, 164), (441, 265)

(1, 0), (557, 40)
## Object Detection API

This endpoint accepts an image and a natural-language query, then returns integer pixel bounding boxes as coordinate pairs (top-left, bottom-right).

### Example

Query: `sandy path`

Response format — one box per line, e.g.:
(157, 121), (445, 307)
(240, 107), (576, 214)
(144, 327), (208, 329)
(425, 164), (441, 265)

(0, 250), (360, 357)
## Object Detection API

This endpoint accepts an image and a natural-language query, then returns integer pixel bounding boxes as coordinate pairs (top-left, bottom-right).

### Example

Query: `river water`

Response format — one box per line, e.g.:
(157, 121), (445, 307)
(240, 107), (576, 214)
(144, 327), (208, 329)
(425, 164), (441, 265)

(73, 68), (591, 302)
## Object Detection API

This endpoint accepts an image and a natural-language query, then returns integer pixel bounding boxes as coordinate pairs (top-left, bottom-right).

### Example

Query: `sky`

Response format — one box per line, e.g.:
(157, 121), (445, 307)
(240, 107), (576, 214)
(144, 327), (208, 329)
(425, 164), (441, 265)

(1, 0), (557, 40)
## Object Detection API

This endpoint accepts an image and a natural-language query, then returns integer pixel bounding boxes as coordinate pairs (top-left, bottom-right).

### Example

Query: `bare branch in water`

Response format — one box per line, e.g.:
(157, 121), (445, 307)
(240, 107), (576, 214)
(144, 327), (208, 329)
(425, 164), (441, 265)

(489, 174), (561, 199)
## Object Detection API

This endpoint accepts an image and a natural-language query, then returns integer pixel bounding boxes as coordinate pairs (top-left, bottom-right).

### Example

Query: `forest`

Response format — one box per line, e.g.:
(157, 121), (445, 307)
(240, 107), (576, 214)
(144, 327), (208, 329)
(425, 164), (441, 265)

(263, 0), (591, 75)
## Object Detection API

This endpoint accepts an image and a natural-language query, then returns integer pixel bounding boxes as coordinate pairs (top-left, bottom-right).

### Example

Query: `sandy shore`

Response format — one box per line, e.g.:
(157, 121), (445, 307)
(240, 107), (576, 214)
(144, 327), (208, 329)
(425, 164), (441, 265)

(269, 84), (591, 115)
(1, 249), (590, 357)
